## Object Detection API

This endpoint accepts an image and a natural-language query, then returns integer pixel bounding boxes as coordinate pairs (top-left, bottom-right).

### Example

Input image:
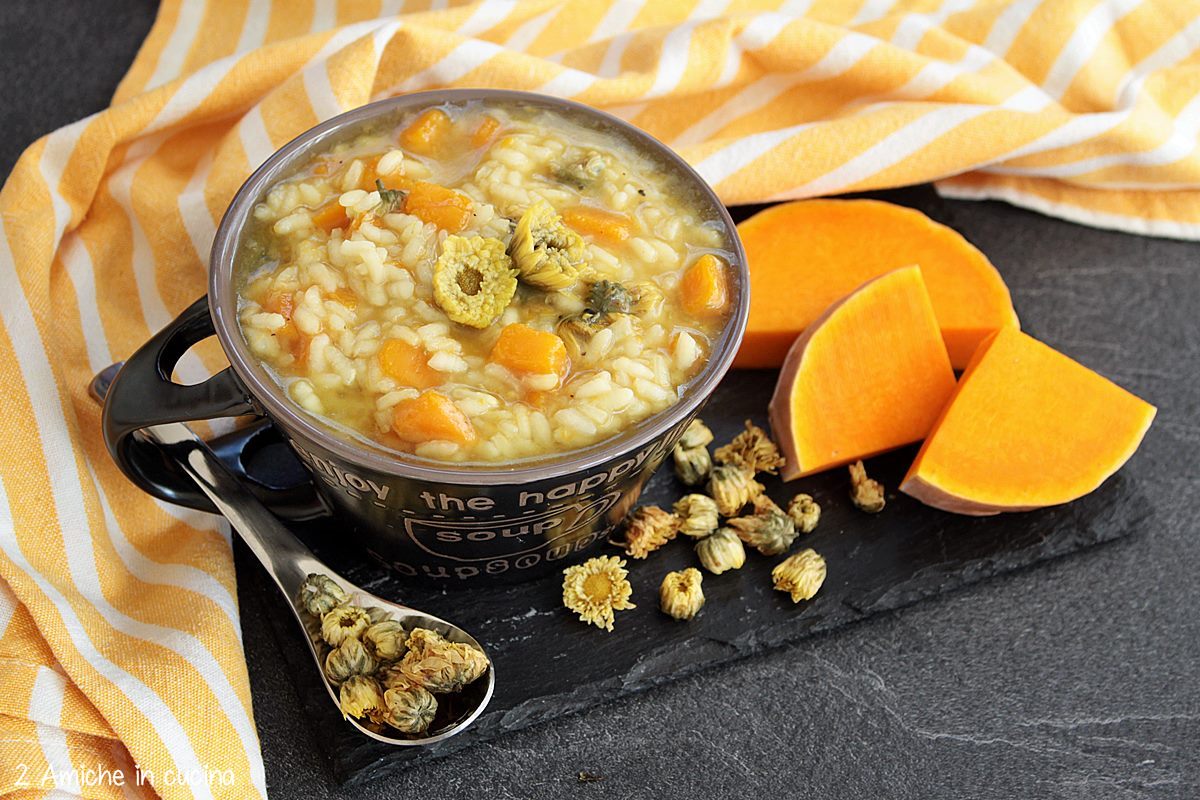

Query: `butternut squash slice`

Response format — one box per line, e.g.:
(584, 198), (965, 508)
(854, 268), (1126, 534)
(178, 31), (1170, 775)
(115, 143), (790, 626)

(900, 329), (1155, 515)
(736, 199), (1018, 369)
(770, 265), (956, 480)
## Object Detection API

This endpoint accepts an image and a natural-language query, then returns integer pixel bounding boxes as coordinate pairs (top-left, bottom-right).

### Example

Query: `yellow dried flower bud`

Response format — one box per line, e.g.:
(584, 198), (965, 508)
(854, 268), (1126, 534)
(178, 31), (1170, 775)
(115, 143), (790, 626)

(363, 606), (393, 625)
(383, 685), (438, 734)
(510, 200), (586, 290)
(298, 573), (346, 617)
(321, 605), (370, 646)
(673, 494), (719, 539)
(672, 443), (712, 487)
(750, 492), (783, 515)
(397, 628), (490, 694)
(848, 460), (886, 513)
(363, 620), (408, 662)
(695, 528), (746, 575)
(433, 235), (517, 328)
(678, 418), (714, 450)
(629, 280), (665, 317)
(324, 636), (377, 684)
(339, 675), (385, 722)
(772, 549), (827, 603)
(728, 510), (797, 556)
(378, 662), (413, 693)
(617, 505), (679, 559)
(562, 555), (636, 632)
(714, 420), (786, 475)
(707, 464), (763, 517)
(787, 494), (821, 534)
(659, 568), (705, 620)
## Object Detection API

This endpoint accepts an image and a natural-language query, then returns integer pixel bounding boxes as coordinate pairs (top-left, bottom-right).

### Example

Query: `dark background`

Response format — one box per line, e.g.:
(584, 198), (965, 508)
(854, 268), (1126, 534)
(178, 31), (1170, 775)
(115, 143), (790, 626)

(2, 2), (1196, 797)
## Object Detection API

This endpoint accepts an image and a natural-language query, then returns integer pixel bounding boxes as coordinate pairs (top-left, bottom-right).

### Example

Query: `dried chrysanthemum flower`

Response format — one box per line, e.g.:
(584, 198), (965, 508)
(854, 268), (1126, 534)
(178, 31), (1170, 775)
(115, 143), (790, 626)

(848, 460), (886, 513)
(433, 235), (517, 328)
(383, 685), (438, 734)
(787, 493), (821, 534)
(678, 418), (714, 450)
(714, 420), (786, 475)
(363, 606), (392, 625)
(750, 492), (783, 515)
(695, 528), (746, 575)
(378, 661), (417, 693)
(617, 505), (679, 559)
(397, 628), (490, 694)
(553, 151), (608, 189)
(728, 509), (798, 556)
(339, 675), (386, 722)
(510, 200), (586, 290)
(659, 568), (705, 621)
(321, 605), (370, 646)
(673, 494), (719, 539)
(557, 305), (642, 362)
(629, 280), (664, 317)
(772, 549), (827, 603)
(672, 442), (712, 487)
(588, 279), (633, 315)
(562, 555), (636, 632)
(559, 280), (635, 355)
(298, 573), (346, 617)
(707, 464), (763, 517)
(363, 620), (408, 662)
(325, 636), (377, 684)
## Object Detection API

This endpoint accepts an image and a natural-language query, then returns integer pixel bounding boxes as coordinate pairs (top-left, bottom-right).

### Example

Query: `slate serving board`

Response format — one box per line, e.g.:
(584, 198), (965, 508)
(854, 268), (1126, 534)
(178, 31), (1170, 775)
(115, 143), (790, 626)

(238, 369), (1152, 786)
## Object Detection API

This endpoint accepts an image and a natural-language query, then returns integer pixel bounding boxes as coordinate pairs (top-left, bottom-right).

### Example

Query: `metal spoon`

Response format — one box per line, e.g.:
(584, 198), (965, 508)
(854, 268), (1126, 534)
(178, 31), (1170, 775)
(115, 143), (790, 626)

(89, 363), (494, 745)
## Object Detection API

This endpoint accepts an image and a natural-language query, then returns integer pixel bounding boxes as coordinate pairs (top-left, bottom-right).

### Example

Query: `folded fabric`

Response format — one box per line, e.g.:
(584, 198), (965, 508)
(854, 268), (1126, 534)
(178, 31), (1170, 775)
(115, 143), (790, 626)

(3, 1), (1199, 798)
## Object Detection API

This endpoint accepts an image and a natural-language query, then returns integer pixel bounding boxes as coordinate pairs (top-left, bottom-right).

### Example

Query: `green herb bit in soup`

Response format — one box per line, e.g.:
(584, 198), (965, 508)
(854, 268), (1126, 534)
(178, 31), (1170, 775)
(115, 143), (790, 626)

(238, 101), (734, 463)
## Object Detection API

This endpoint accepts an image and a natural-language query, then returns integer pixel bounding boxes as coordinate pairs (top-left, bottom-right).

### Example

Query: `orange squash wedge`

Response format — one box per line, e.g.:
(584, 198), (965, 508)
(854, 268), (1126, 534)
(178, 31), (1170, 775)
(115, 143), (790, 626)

(769, 265), (956, 480)
(900, 328), (1156, 515)
(736, 199), (1019, 369)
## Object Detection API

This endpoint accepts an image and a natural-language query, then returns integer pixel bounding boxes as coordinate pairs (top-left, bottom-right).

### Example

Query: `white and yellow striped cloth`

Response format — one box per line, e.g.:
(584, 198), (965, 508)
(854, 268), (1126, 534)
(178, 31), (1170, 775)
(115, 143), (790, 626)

(2, 1), (1198, 797)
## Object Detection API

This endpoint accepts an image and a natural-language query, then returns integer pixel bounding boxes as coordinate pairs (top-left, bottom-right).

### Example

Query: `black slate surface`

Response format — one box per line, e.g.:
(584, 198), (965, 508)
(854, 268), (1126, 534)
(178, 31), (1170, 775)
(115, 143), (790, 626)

(242, 369), (1150, 785)
(6, 3), (1199, 798)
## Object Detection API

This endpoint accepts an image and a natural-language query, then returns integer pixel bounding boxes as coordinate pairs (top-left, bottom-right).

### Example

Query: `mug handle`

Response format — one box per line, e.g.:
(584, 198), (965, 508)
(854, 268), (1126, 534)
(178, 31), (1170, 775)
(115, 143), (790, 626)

(102, 296), (328, 520)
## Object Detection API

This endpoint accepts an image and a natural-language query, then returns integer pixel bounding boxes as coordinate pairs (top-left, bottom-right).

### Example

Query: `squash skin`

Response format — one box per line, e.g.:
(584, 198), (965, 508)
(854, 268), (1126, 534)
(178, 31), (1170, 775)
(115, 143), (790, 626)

(900, 329), (1156, 515)
(769, 266), (956, 480)
(736, 199), (1019, 369)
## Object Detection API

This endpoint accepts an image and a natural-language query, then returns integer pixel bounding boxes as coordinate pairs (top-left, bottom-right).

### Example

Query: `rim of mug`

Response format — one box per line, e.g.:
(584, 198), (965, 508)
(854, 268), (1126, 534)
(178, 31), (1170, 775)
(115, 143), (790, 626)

(210, 89), (749, 486)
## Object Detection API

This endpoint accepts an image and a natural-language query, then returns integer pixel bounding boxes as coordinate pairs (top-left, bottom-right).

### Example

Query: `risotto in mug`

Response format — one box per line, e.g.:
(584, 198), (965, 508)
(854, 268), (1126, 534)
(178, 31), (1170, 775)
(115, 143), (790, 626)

(238, 100), (735, 463)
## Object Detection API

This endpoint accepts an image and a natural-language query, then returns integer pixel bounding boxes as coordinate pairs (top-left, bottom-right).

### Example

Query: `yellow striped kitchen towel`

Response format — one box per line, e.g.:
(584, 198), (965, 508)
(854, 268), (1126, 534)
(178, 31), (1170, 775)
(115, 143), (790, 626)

(2, 0), (1199, 797)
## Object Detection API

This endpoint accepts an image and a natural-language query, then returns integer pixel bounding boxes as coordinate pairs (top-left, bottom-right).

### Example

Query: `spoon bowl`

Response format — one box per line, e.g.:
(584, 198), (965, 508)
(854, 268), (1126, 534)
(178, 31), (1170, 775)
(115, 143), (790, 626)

(90, 362), (494, 745)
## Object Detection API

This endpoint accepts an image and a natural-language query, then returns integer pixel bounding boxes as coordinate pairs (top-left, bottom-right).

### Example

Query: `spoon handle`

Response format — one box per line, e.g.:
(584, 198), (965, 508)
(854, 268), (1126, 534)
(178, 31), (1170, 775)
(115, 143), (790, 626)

(141, 421), (330, 604)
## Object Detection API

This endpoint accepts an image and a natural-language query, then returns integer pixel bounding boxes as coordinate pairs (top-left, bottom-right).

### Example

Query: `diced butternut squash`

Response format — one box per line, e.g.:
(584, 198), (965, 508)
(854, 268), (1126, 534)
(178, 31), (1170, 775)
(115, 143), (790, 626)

(262, 291), (294, 320)
(736, 200), (1019, 369)
(273, 322), (309, 369)
(289, 329), (311, 368)
(769, 266), (957, 480)
(901, 328), (1155, 515)
(399, 108), (452, 156)
(562, 205), (633, 244)
(402, 181), (473, 232)
(679, 254), (730, 317)
(356, 154), (383, 191)
(378, 338), (440, 389)
(490, 323), (569, 377)
(330, 287), (358, 310)
(311, 156), (340, 176)
(312, 202), (349, 233)
(391, 391), (476, 445)
(471, 115), (501, 148)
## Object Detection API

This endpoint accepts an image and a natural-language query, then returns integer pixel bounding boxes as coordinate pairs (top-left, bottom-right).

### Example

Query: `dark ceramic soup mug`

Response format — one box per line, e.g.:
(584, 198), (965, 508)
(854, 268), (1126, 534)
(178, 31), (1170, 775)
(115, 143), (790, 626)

(102, 89), (749, 584)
